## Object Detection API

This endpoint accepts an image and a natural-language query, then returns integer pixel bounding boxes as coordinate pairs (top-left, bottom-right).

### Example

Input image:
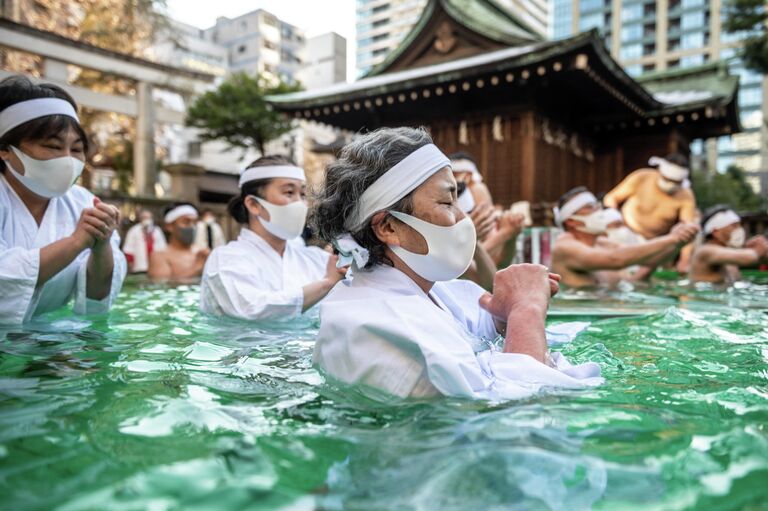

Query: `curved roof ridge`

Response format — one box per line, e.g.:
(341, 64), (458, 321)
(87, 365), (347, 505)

(365, 0), (542, 78)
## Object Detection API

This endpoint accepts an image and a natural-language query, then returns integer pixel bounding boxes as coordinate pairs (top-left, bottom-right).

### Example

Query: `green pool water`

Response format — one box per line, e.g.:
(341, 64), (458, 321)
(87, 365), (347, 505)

(1, 275), (767, 510)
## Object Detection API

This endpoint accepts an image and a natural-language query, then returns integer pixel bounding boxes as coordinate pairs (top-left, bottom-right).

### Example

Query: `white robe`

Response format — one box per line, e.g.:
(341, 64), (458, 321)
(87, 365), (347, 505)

(122, 223), (167, 273)
(193, 220), (226, 251)
(314, 265), (603, 400)
(200, 228), (330, 321)
(0, 174), (127, 325)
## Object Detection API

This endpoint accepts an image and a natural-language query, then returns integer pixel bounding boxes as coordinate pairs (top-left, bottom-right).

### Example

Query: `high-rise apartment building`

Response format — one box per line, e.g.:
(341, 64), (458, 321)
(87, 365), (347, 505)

(356, 0), (549, 76)
(356, 0), (428, 77)
(552, 0), (766, 194)
(205, 9), (305, 83)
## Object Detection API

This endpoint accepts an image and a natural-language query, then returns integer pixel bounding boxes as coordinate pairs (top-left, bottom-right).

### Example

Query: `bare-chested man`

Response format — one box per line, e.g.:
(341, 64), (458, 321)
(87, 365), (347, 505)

(551, 187), (699, 288)
(690, 206), (768, 283)
(148, 203), (209, 282)
(604, 154), (697, 272)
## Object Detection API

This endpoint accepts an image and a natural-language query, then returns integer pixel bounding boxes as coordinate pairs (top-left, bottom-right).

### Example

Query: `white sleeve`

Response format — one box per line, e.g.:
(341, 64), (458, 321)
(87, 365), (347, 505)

(201, 267), (304, 321)
(0, 242), (40, 325)
(73, 231), (127, 315)
(121, 227), (140, 255)
(153, 228), (167, 250)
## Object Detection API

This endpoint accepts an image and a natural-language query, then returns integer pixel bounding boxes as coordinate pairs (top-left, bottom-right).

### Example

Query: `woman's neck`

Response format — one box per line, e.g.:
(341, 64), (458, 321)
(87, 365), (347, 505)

(386, 247), (435, 294)
(248, 219), (287, 256)
(2, 169), (49, 225)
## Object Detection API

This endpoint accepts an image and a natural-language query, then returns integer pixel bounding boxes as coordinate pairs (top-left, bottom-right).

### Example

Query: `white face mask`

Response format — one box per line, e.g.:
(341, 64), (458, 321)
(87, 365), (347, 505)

(140, 218), (153, 229)
(456, 186), (475, 214)
(657, 177), (681, 195)
(570, 210), (611, 235)
(727, 227), (746, 248)
(5, 146), (84, 198)
(606, 226), (640, 245)
(388, 210), (476, 282)
(252, 196), (307, 240)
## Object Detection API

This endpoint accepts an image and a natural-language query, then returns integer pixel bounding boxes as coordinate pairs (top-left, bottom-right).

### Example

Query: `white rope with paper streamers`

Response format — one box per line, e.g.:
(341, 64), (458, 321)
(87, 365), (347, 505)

(703, 209), (740, 235)
(0, 98), (79, 137)
(553, 191), (599, 228)
(336, 143), (451, 268)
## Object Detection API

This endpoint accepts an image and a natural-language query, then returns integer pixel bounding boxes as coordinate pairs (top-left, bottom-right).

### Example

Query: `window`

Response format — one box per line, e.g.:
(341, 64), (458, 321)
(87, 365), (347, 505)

(625, 64), (642, 76)
(668, 38), (681, 51)
(642, 63), (656, 73)
(668, 59), (681, 69)
(579, 12), (603, 30)
(682, 31), (705, 49)
(682, 0), (705, 9)
(187, 141), (201, 159)
(373, 18), (389, 28)
(621, 3), (643, 21)
(580, 0), (604, 12)
(681, 11), (705, 30)
(642, 43), (655, 55)
(263, 40), (277, 51)
(554, 0), (573, 38)
(680, 54), (705, 66)
(621, 43), (642, 59)
(238, 44), (246, 54)
(739, 86), (763, 108)
(621, 23), (643, 42)
(372, 3), (388, 13)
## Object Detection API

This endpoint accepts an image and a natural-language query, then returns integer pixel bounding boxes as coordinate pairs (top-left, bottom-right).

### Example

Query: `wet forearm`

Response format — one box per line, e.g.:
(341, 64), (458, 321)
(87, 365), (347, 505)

(86, 242), (114, 300)
(38, 236), (87, 287)
(503, 304), (547, 362)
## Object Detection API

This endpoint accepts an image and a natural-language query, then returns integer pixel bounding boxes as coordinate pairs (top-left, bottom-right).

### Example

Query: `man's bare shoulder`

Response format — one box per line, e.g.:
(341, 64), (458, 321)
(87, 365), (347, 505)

(629, 168), (658, 181)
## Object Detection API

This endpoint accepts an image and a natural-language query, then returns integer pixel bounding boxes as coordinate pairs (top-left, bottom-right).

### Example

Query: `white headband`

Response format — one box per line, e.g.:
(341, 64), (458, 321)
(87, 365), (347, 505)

(649, 156), (688, 182)
(0, 98), (79, 137)
(603, 208), (624, 224)
(704, 209), (740, 235)
(345, 144), (451, 231)
(239, 165), (305, 188)
(451, 158), (483, 183)
(164, 205), (199, 224)
(553, 191), (598, 227)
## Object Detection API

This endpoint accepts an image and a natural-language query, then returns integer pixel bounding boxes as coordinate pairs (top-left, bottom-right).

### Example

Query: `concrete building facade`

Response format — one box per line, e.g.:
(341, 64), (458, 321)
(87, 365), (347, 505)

(552, 0), (766, 194)
(150, 19), (228, 77)
(301, 32), (348, 89)
(204, 9), (305, 83)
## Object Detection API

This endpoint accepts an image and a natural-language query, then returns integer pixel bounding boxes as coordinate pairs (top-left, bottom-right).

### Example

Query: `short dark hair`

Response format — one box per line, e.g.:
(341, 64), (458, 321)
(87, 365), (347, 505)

(557, 186), (590, 209)
(448, 151), (477, 164)
(663, 153), (688, 168)
(701, 204), (732, 239)
(227, 154), (296, 224)
(0, 76), (89, 169)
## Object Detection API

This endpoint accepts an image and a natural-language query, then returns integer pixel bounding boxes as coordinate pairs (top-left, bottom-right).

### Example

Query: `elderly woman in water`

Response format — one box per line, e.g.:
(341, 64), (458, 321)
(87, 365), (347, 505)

(311, 127), (602, 400)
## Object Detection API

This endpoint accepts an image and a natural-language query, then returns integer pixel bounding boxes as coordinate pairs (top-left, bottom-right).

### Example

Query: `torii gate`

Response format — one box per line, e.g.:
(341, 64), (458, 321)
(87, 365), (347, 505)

(0, 18), (215, 196)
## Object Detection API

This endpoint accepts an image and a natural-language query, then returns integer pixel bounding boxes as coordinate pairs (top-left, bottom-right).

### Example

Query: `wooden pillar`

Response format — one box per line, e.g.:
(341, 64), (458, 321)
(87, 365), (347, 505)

(520, 112), (536, 202)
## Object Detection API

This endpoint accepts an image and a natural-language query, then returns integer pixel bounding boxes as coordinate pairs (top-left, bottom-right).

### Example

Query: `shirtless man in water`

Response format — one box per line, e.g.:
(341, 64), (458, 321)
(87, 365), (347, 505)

(604, 154), (697, 272)
(689, 206), (768, 283)
(148, 203), (210, 281)
(551, 187), (699, 288)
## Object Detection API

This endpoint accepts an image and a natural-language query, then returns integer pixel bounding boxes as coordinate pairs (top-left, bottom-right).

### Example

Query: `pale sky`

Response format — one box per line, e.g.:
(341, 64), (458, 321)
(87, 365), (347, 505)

(166, 0), (358, 81)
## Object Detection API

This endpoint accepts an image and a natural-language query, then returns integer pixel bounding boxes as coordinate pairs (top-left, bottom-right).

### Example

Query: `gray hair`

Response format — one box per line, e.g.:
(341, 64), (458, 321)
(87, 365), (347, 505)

(311, 126), (433, 268)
